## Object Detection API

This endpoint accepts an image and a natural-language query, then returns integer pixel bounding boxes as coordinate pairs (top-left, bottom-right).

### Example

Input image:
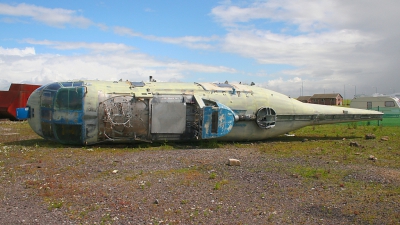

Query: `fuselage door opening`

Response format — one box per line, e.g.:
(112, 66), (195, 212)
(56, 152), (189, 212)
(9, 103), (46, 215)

(256, 107), (276, 129)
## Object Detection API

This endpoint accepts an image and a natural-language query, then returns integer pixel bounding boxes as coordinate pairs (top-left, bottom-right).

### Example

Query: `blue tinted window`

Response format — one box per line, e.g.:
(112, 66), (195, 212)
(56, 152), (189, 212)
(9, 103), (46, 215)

(41, 91), (55, 108)
(61, 81), (83, 87)
(55, 88), (83, 110)
(45, 82), (61, 91)
(61, 82), (73, 87)
(54, 124), (82, 144)
(40, 109), (52, 121)
(41, 122), (54, 139)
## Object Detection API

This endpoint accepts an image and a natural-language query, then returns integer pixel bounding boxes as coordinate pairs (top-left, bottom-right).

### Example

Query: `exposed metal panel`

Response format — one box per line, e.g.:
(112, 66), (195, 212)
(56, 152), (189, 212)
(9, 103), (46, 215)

(99, 96), (150, 142)
(151, 102), (186, 133)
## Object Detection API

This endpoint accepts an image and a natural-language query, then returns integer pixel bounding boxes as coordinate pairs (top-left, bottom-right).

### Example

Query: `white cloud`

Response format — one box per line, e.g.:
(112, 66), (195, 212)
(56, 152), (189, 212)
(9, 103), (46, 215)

(113, 26), (142, 37)
(222, 29), (380, 72)
(212, 0), (400, 33)
(23, 39), (134, 52)
(0, 47), (35, 56)
(0, 3), (92, 28)
(211, 0), (400, 97)
(114, 26), (220, 50)
(0, 47), (237, 90)
(1, 1), (399, 98)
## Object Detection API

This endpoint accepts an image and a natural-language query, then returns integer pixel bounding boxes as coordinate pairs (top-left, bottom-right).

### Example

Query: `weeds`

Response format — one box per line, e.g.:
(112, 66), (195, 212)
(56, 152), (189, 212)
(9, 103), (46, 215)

(291, 166), (331, 180)
(209, 172), (217, 179)
(214, 179), (229, 190)
(100, 213), (112, 224)
(47, 199), (64, 210)
(200, 139), (221, 148)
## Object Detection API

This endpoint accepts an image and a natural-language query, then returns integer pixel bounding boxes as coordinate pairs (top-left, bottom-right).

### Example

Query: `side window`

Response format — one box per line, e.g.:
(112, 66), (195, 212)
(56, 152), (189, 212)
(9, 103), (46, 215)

(385, 101), (395, 107)
(367, 102), (372, 109)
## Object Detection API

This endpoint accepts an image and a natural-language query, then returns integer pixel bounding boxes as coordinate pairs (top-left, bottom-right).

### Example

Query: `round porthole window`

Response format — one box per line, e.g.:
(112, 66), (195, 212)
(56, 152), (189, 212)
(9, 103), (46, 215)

(256, 107), (276, 129)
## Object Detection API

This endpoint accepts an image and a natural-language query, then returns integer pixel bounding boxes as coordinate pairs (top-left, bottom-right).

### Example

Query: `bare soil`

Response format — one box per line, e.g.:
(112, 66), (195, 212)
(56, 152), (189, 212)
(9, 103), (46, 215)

(0, 121), (399, 224)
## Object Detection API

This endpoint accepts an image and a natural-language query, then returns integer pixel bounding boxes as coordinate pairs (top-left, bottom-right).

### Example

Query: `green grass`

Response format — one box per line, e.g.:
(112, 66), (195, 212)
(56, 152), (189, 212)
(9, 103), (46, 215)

(255, 124), (400, 223)
(257, 124), (399, 166)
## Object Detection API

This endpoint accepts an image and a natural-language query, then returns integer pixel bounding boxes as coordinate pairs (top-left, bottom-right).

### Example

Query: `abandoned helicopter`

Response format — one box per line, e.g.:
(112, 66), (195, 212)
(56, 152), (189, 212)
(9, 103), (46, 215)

(17, 78), (383, 145)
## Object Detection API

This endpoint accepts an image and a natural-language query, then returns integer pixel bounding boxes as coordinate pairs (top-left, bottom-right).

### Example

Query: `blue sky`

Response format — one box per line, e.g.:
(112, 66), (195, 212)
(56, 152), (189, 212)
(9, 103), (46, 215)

(1, 0), (399, 98)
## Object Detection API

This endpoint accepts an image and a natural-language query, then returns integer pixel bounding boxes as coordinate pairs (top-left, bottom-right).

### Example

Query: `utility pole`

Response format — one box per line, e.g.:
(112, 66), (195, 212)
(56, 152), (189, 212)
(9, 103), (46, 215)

(344, 84), (346, 102)
(344, 84), (346, 105)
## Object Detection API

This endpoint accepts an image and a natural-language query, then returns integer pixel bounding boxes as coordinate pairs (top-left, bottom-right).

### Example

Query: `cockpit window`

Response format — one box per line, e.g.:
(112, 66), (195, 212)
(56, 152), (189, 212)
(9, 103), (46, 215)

(54, 124), (82, 144)
(34, 85), (45, 92)
(55, 88), (83, 110)
(37, 82), (85, 145)
(61, 82), (73, 87)
(61, 81), (84, 87)
(45, 82), (62, 91)
(41, 82), (85, 109)
(41, 91), (55, 108)
(41, 83), (61, 107)
(41, 122), (54, 139)
(40, 109), (52, 121)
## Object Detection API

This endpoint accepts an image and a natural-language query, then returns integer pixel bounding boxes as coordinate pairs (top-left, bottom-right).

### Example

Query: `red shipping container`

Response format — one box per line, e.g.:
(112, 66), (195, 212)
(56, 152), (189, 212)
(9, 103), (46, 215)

(0, 83), (41, 120)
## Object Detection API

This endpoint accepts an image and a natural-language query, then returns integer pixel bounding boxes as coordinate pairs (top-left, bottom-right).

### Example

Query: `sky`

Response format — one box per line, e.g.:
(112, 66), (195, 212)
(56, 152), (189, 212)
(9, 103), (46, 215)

(1, 0), (399, 98)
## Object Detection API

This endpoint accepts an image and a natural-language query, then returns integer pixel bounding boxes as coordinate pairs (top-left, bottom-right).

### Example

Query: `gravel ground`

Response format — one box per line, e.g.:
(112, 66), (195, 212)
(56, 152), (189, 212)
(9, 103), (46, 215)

(0, 121), (399, 224)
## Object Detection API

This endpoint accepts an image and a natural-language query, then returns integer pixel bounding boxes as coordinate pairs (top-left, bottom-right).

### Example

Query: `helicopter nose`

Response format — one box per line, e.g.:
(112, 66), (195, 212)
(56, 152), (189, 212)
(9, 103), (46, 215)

(26, 87), (44, 138)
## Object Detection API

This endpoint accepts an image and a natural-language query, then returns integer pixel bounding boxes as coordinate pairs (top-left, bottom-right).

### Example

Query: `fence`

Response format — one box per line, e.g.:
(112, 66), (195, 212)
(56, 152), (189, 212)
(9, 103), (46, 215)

(356, 107), (400, 126)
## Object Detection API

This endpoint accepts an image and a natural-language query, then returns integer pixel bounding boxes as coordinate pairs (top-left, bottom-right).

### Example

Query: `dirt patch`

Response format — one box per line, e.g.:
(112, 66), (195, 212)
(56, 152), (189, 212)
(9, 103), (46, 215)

(0, 121), (399, 224)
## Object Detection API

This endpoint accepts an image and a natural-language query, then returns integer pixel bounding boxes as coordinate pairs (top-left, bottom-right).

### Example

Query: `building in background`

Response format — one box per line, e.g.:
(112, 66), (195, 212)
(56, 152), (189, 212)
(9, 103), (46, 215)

(297, 93), (343, 106)
(297, 96), (312, 103)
